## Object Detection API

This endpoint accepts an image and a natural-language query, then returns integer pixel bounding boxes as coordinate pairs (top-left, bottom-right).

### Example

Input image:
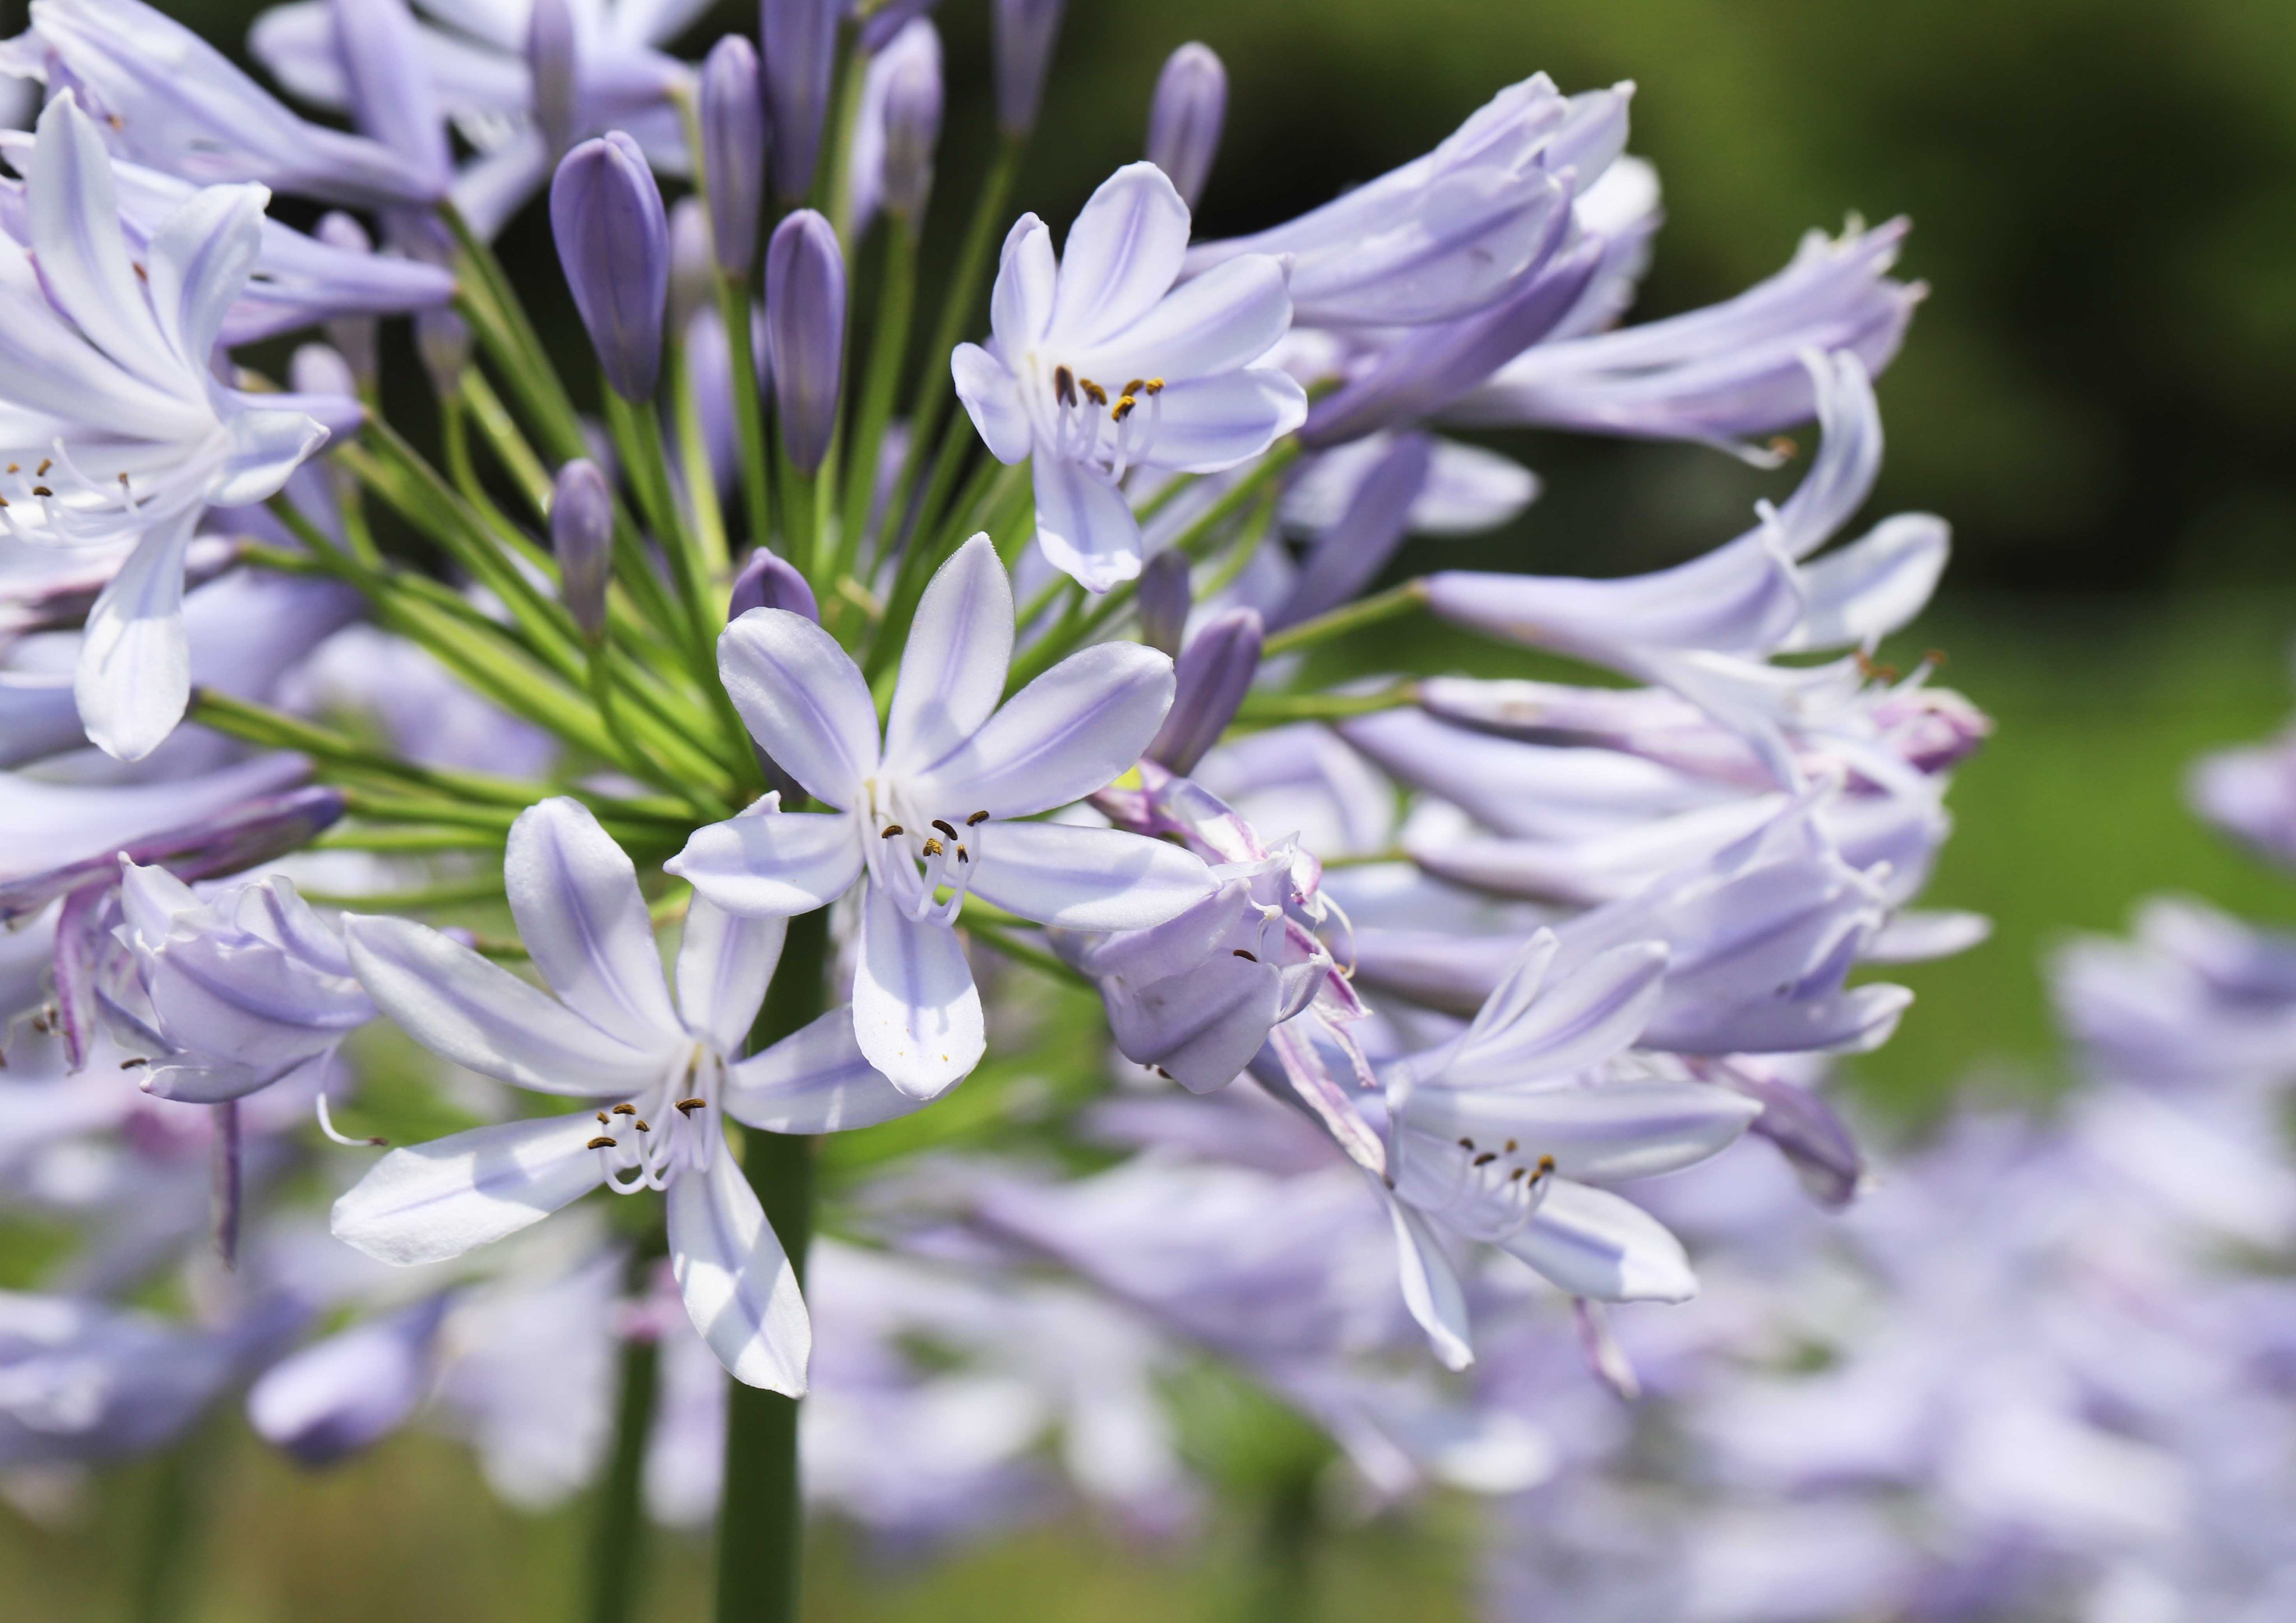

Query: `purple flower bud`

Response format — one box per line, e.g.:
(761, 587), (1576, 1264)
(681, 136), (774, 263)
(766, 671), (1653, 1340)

(551, 132), (670, 402)
(247, 1296), (450, 1467)
(314, 212), (379, 388)
(860, 0), (942, 53)
(289, 342), (359, 405)
(878, 31), (943, 222)
(1135, 550), (1191, 657)
(1147, 609), (1262, 775)
(993, 0), (1065, 137)
(526, 0), (581, 161)
(728, 548), (820, 624)
(1272, 433), (1432, 629)
(1146, 43), (1226, 210)
(668, 196), (715, 338)
(761, 0), (841, 202)
(552, 459), (615, 639)
(415, 307), (469, 397)
(329, 0), (451, 191)
(700, 34), (768, 275)
(765, 209), (846, 474)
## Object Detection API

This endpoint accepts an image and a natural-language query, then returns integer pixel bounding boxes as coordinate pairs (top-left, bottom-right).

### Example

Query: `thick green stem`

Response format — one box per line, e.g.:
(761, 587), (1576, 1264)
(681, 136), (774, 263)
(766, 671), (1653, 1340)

(716, 911), (829, 1623)
(587, 1237), (668, 1623)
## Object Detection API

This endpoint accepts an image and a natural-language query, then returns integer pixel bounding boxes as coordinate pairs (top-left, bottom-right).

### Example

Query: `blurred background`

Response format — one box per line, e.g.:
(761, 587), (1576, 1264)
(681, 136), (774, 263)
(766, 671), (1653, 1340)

(9, 0), (2296, 1616)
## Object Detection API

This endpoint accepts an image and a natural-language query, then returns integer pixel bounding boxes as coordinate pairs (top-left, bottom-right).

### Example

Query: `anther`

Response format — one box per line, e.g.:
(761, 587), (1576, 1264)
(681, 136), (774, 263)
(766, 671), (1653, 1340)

(1504, 1139), (1518, 1153)
(35, 459), (50, 476)
(1473, 1152), (1497, 1167)
(1121, 379), (1144, 397)
(1144, 378), (1165, 395)
(1112, 396), (1137, 423)
(633, 1120), (650, 1133)
(966, 810), (990, 825)
(1536, 1154), (1556, 1175)
(1080, 378), (1108, 406)
(596, 1112), (609, 1124)
(1767, 434), (1798, 460)
(5, 464), (16, 473)
(31, 486), (52, 498)
(922, 837), (944, 856)
(1457, 1137), (1475, 1151)
(956, 847), (970, 864)
(611, 1102), (637, 1115)
(119, 1056), (147, 1069)
(587, 1136), (617, 1150)
(675, 1098), (707, 1115)
(881, 824), (905, 838)
(1232, 949), (1257, 962)
(931, 818), (958, 839)
(1054, 365), (1076, 406)
(1508, 1167), (1526, 1182)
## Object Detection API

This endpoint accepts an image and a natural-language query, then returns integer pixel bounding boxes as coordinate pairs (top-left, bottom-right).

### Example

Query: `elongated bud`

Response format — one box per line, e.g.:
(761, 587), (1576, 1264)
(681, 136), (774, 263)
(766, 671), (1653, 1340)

(331, 0), (451, 189)
(552, 459), (615, 639)
(1272, 434), (1432, 629)
(1147, 609), (1262, 775)
(878, 25), (943, 221)
(765, 209), (845, 474)
(860, 0), (940, 53)
(290, 342), (359, 404)
(668, 196), (715, 338)
(993, 0), (1064, 137)
(1135, 549), (1191, 657)
(761, 0), (840, 202)
(728, 548), (820, 624)
(700, 34), (767, 275)
(415, 307), (469, 397)
(526, 0), (580, 161)
(314, 212), (379, 388)
(552, 132), (669, 402)
(1146, 43), (1226, 210)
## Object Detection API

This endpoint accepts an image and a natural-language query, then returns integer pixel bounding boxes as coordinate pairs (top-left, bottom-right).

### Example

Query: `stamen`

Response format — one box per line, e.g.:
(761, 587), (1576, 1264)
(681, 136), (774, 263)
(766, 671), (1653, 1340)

(675, 1098), (706, 1114)
(1112, 395), (1137, 423)
(966, 810), (990, 825)
(956, 846), (969, 864)
(1233, 949), (1257, 962)
(315, 1092), (386, 1148)
(597, 1111), (609, 1124)
(1457, 1137), (1475, 1150)
(1121, 379), (1144, 397)
(34, 459), (50, 477)
(588, 1136), (618, 1150)
(1144, 378), (1165, 395)
(633, 1120), (650, 1133)
(1054, 365), (1077, 406)
(1508, 1167), (1526, 1182)
(1080, 378), (1108, 406)
(922, 837), (943, 856)
(881, 823), (905, 838)
(30, 486), (52, 498)
(1505, 1139), (1518, 1152)
(931, 818), (959, 839)
(1472, 1152), (1497, 1166)
(611, 1102), (637, 1115)
(119, 1056), (147, 1069)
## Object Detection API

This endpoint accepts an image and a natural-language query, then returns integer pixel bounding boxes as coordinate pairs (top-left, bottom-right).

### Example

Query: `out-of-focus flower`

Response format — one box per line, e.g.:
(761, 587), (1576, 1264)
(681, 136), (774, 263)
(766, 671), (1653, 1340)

(1145, 44), (1226, 211)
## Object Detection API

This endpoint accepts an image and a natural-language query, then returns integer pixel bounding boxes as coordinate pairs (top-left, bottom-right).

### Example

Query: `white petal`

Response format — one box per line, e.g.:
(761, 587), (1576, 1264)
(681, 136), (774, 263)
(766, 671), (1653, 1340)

(30, 94), (177, 392)
(343, 914), (675, 1096)
(1136, 371), (1307, 474)
(1073, 253), (1293, 384)
(721, 1007), (931, 1132)
(951, 343), (1034, 464)
(1783, 513), (1948, 652)
(851, 879), (983, 1100)
(1448, 940), (1668, 1084)
(675, 897), (787, 1055)
(666, 805), (864, 917)
(1049, 163), (1191, 349)
(883, 534), (1015, 780)
(76, 518), (193, 762)
(1499, 1180), (1697, 1302)
(715, 610), (879, 806)
(506, 798), (682, 1051)
(1387, 1189), (1475, 1370)
(921, 641), (1174, 818)
(1033, 453), (1145, 593)
(966, 820), (1213, 931)
(142, 180), (268, 374)
(668, 1149), (809, 1394)
(331, 1115), (607, 1266)
(989, 214), (1058, 353)
(1402, 1078), (1760, 1183)
(210, 407), (330, 508)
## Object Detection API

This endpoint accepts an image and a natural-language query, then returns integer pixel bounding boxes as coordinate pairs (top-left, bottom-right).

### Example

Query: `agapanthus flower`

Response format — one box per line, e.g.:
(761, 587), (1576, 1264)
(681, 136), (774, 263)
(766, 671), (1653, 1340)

(952, 163), (1305, 590)
(0, 94), (345, 759)
(668, 535), (1217, 1097)
(333, 798), (928, 1391)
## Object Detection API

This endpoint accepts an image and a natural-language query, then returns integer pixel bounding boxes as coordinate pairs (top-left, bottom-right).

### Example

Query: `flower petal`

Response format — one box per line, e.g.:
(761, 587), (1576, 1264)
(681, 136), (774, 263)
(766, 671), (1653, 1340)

(988, 213), (1058, 353)
(667, 804), (863, 919)
(343, 913), (674, 1096)
(1032, 454), (1145, 593)
(966, 820), (1214, 931)
(716, 610), (879, 806)
(142, 179), (268, 376)
(1387, 1187), (1476, 1370)
(668, 1148), (809, 1393)
(1782, 513), (1948, 653)
(506, 798), (682, 1051)
(1073, 252), (1292, 384)
(331, 1115), (608, 1266)
(675, 896), (787, 1054)
(1448, 940), (1669, 1084)
(1402, 1078), (1760, 1183)
(1049, 162), (1191, 349)
(1136, 370), (1307, 475)
(952, 342), (1034, 464)
(883, 534), (1015, 780)
(76, 517), (195, 763)
(1498, 1179), (1697, 1302)
(210, 406), (331, 508)
(851, 879), (983, 1099)
(722, 1006), (932, 1132)
(921, 642), (1174, 818)
(29, 94), (177, 392)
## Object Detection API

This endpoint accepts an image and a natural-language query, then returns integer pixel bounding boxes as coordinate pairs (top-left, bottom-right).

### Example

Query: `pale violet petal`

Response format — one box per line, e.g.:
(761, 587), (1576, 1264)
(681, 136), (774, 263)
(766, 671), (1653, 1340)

(141, 180), (267, 375)
(29, 94), (177, 393)
(343, 914), (675, 1096)
(1402, 1079), (1760, 1183)
(1033, 453), (1145, 593)
(210, 407), (331, 508)
(76, 518), (194, 763)
(852, 879), (983, 1099)
(1387, 1189), (1475, 1371)
(1102, 954), (1281, 1094)
(1049, 162), (1191, 349)
(666, 805), (863, 919)
(1135, 370), (1307, 475)
(951, 344), (1034, 463)
(331, 1115), (608, 1266)
(668, 1148), (810, 1393)
(721, 1006), (931, 1132)
(506, 798), (682, 1051)
(988, 214), (1057, 353)
(1447, 940), (1669, 1084)
(1071, 253), (1293, 384)
(716, 610), (880, 806)
(883, 535), (1015, 779)
(1783, 513), (1948, 653)
(674, 897), (787, 1055)
(965, 821), (1214, 931)
(1498, 1180), (1698, 1302)
(920, 642), (1174, 818)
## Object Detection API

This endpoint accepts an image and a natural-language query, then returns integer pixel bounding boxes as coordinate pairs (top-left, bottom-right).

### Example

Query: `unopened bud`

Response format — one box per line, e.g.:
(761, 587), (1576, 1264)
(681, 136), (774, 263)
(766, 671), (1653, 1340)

(765, 210), (845, 475)
(762, 0), (841, 201)
(526, 0), (580, 161)
(728, 548), (819, 624)
(1135, 549), (1191, 657)
(668, 196), (715, 338)
(699, 34), (767, 275)
(289, 342), (359, 406)
(551, 132), (669, 402)
(316, 212), (378, 388)
(877, 23), (943, 221)
(1146, 608), (1262, 775)
(415, 307), (469, 397)
(993, 0), (1064, 137)
(552, 459), (615, 639)
(1146, 43), (1226, 210)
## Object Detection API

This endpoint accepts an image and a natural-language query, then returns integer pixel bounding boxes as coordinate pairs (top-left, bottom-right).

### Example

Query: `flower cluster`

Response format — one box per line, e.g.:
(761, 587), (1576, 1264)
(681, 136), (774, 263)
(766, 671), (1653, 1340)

(0, 0), (1985, 1613)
